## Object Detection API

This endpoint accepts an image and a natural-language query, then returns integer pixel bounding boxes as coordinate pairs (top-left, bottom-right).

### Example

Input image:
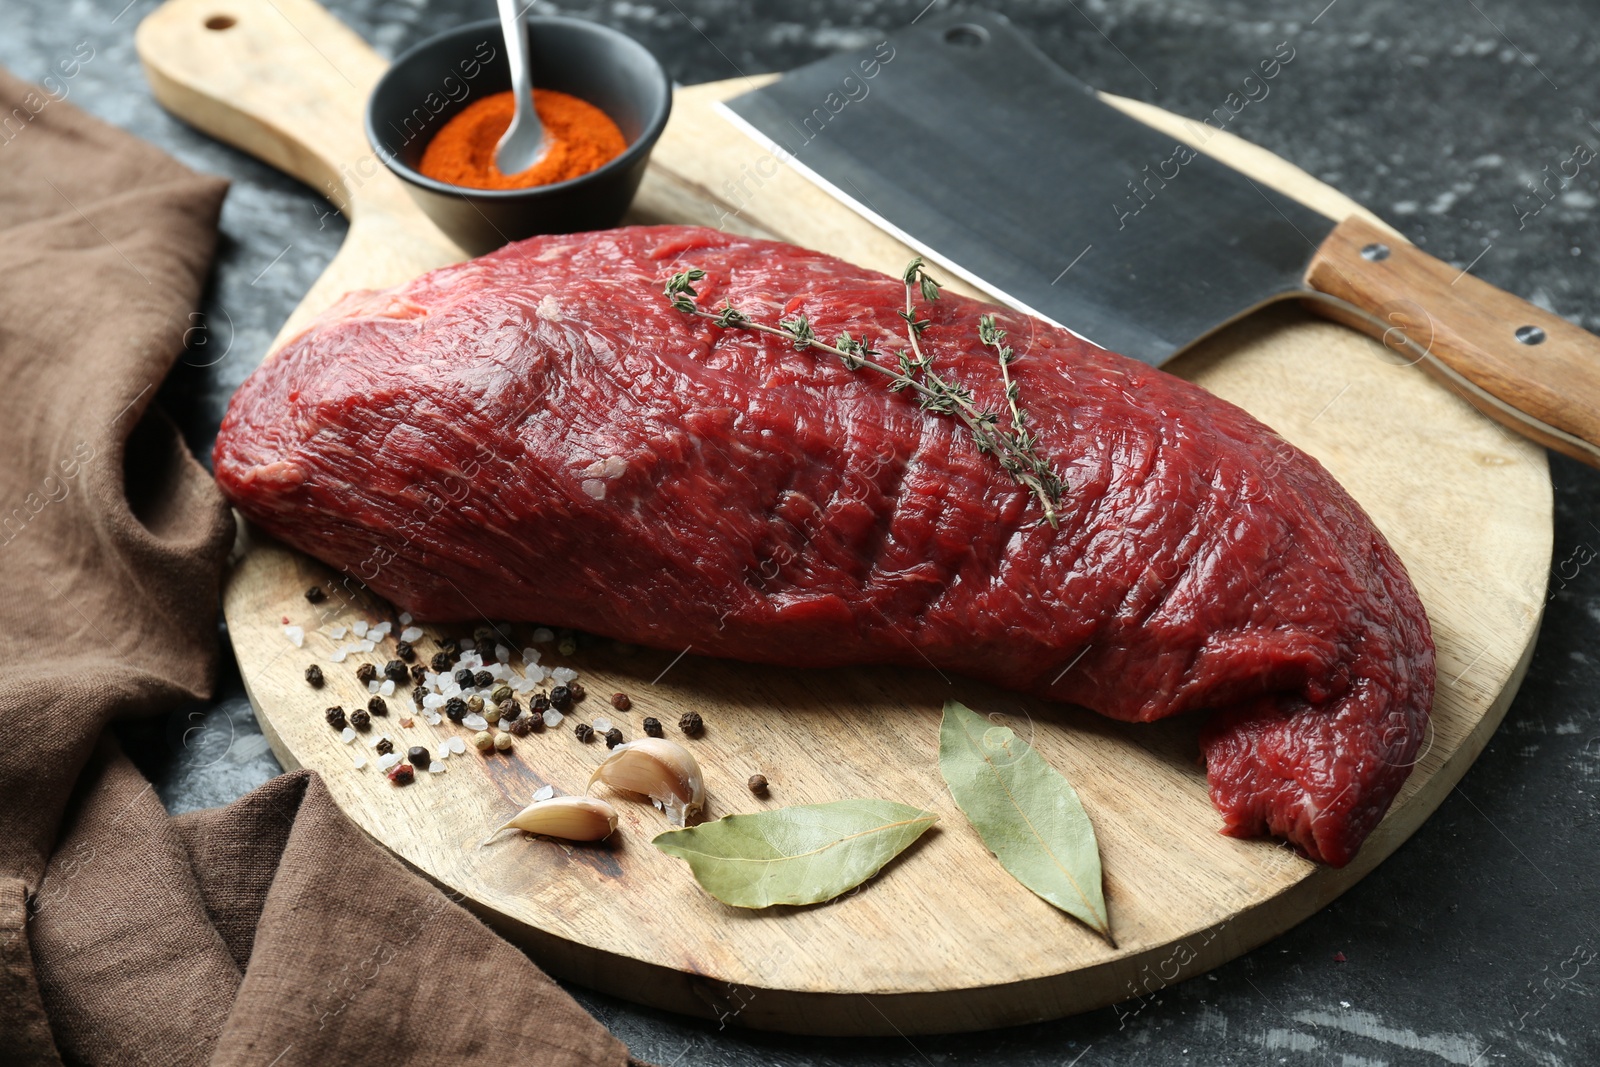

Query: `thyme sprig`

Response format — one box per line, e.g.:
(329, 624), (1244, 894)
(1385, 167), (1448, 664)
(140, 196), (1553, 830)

(663, 262), (1064, 526)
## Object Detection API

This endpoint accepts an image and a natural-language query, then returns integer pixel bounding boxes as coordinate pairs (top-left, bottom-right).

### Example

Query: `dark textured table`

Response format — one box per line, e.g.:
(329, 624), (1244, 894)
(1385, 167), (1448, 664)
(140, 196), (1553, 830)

(7, 1), (1598, 1063)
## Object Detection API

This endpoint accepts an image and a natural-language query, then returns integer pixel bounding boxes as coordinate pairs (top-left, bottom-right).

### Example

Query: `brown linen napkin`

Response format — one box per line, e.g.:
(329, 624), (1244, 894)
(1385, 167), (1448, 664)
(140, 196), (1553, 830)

(0, 67), (633, 1067)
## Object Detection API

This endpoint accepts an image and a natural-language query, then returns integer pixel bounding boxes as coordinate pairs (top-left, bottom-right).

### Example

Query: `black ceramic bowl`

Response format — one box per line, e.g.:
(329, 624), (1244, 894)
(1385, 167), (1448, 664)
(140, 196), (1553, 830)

(366, 16), (671, 255)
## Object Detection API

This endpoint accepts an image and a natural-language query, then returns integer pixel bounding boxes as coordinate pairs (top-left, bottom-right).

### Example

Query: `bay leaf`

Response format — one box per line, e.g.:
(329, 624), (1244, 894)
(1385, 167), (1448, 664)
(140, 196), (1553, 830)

(652, 799), (938, 908)
(939, 700), (1113, 945)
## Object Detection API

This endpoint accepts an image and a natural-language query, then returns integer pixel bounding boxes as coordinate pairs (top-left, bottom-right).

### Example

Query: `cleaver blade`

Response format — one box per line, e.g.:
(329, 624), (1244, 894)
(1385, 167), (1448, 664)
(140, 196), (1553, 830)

(720, 9), (1600, 466)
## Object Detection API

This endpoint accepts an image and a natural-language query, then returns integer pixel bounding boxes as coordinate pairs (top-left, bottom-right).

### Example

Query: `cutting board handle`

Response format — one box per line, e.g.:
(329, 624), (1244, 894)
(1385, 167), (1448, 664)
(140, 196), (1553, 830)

(1305, 214), (1600, 466)
(136, 0), (464, 349)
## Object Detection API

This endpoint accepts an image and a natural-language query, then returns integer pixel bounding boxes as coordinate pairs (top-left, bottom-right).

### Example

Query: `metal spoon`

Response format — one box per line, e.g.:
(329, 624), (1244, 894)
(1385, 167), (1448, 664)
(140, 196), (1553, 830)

(493, 0), (547, 175)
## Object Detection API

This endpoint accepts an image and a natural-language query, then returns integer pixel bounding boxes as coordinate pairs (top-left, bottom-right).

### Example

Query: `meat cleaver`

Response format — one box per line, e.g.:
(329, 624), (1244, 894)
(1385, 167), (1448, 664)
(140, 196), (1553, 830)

(720, 10), (1600, 466)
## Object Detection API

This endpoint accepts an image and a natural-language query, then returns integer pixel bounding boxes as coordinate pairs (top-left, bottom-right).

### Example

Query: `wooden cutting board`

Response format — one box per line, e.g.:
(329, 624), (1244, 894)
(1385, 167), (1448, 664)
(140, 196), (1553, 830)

(138, 0), (1552, 1036)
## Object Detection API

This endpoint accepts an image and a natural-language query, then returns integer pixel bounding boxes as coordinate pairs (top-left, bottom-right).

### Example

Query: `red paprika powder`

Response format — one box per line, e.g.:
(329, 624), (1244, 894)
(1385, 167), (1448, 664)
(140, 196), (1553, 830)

(419, 89), (626, 190)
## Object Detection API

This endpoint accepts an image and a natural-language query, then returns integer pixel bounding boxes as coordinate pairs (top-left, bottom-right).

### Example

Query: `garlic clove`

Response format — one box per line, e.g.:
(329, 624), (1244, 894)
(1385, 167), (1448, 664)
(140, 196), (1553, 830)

(587, 737), (706, 826)
(490, 795), (618, 842)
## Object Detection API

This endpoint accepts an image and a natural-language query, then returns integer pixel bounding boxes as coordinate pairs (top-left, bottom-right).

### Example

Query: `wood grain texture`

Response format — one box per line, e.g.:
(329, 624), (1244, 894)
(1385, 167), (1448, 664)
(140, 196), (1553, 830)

(139, 0), (1552, 1035)
(1305, 213), (1600, 466)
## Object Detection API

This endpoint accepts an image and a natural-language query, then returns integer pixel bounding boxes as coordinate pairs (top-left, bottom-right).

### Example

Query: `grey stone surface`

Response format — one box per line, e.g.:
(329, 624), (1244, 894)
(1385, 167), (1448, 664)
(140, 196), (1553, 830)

(4, 1), (1597, 1063)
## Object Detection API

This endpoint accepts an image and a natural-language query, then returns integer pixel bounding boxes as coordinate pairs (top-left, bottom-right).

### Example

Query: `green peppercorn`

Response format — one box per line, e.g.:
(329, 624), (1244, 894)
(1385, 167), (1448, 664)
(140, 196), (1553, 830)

(574, 723), (595, 743)
(678, 711), (704, 737)
(367, 695), (387, 716)
(604, 727), (624, 748)
(375, 737), (394, 755)
(305, 664), (324, 688)
(642, 716), (663, 738)
(492, 684), (513, 705)
(557, 630), (578, 656)
(356, 662), (377, 684)
(395, 639), (415, 662)
(350, 708), (371, 730)
(325, 706), (346, 730)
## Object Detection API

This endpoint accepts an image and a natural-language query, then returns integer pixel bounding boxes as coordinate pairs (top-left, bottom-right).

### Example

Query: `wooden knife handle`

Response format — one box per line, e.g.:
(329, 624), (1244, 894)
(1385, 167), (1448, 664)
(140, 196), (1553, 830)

(1304, 214), (1600, 466)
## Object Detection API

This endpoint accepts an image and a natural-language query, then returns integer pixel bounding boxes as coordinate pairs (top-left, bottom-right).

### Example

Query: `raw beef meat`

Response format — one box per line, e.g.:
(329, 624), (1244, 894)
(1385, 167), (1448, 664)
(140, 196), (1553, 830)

(214, 226), (1435, 866)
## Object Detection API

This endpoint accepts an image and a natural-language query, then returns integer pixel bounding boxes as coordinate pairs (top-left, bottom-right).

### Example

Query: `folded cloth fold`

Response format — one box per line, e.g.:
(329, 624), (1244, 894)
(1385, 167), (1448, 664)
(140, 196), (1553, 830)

(0, 65), (632, 1067)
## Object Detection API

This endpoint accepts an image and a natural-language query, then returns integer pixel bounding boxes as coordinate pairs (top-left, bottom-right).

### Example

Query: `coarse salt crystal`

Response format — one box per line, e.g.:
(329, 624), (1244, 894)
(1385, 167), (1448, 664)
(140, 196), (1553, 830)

(328, 625), (348, 639)
(367, 679), (381, 695)
(377, 751), (403, 772)
(351, 753), (367, 769)
(493, 644), (508, 663)
(368, 733), (388, 748)
(442, 684), (462, 700)
(522, 648), (539, 665)
(399, 612), (413, 625)
(435, 745), (450, 760)
(592, 716), (612, 733)
(525, 665), (548, 685)
(340, 727), (357, 744)
(428, 763), (447, 773)
(425, 712), (443, 726)
(379, 679), (395, 697)
(358, 639), (376, 652)
(460, 651), (482, 669)
(447, 737), (466, 755)
(533, 628), (554, 643)
(462, 713), (488, 731)
(422, 693), (445, 709)
(401, 626), (423, 643)
(532, 785), (556, 802)
(352, 620), (368, 637)
(370, 621), (391, 638)
(551, 667), (577, 685)
(329, 649), (348, 663)
(283, 625), (304, 647)
(542, 708), (564, 728)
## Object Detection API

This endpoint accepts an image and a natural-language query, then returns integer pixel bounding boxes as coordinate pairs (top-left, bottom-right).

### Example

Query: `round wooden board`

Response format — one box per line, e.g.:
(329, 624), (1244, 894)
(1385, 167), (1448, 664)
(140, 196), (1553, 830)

(141, 0), (1551, 1035)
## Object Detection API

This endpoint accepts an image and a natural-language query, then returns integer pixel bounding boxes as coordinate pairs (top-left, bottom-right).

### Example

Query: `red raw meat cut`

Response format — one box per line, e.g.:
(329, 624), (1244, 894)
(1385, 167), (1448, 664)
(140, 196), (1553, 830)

(214, 226), (1435, 866)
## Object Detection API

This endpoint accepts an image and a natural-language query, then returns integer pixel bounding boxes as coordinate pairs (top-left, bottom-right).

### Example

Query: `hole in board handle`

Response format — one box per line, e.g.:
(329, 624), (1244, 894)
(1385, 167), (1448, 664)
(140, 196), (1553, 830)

(1515, 325), (1547, 345)
(205, 14), (237, 30)
(943, 24), (989, 48)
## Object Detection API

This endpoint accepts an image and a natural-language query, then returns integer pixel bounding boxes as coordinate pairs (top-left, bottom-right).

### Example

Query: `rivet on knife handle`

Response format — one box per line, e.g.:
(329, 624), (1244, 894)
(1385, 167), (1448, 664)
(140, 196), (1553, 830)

(1303, 213), (1600, 467)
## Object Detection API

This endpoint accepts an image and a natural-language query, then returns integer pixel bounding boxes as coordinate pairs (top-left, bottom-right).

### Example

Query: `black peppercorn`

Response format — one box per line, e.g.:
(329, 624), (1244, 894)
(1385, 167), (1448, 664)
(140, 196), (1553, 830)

(473, 669), (493, 689)
(306, 585), (326, 603)
(384, 659), (408, 684)
(574, 722), (595, 743)
(440, 638), (460, 658)
(356, 662), (377, 684)
(499, 698), (521, 722)
(375, 737), (394, 755)
(445, 697), (467, 723)
(387, 762), (414, 785)
(532, 693), (551, 712)
(748, 774), (769, 795)
(604, 727), (624, 748)
(679, 711), (704, 737)
(454, 668), (475, 688)
(610, 692), (631, 711)
(367, 695), (387, 716)
(305, 664), (324, 688)
(410, 663), (427, 685)
(350, 708), (371, 730)
(412, 687), (425, 708)
(430, 650), (452, 673)
(550, 685), (573, 711)
(569, 682), (587, 703)
(408, 746), (430, 769)
(395, 639), (415, 662)
(473, 626), (495, 649)
(642, 716), (663, 738)
(508, 717), (533, 738)
(325, 706), (346, 730)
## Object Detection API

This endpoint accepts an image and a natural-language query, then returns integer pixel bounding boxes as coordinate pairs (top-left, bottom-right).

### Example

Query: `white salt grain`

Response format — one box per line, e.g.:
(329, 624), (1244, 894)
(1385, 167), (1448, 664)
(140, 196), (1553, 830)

(495, 644), (510, 663)
(371, 621), (391, 638)
(428, 764), (447, 773)
(592, 716), (612, 733)
(525, 665), (548, 685)
(328, 625), (348, 639)
(340, 727), (358, 744)
(435, 745), (449, 760)
(379, 679), (395, 697)
(351, 753), (367, 769)
(522, 648), (539, 666)
(532, 785), (555, 802)
(352, 620), (369, 638)
(377, 752), (403, 772)
(329, 650), (348, 663)
(447, 737), (466, 755)
(399, 612), (413, 625)
(367, 679), (381, 695)
(283, 625), (304, 647)
(369, 734), (388, 748)
(358, 639), (376, 653)
(422, 693), (445, 709)
(533, 628), (554, 643)
(401, 626), (424, 643)
(551, 667), (577, 685)
(542, 708), (564, 728)
(462, 713), (488, 731)
(425, 712), (443, 726)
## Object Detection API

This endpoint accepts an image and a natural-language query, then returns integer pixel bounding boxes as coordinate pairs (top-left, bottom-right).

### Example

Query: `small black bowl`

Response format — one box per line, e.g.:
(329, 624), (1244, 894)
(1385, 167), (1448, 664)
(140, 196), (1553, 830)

(367, 16), (671, 255)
